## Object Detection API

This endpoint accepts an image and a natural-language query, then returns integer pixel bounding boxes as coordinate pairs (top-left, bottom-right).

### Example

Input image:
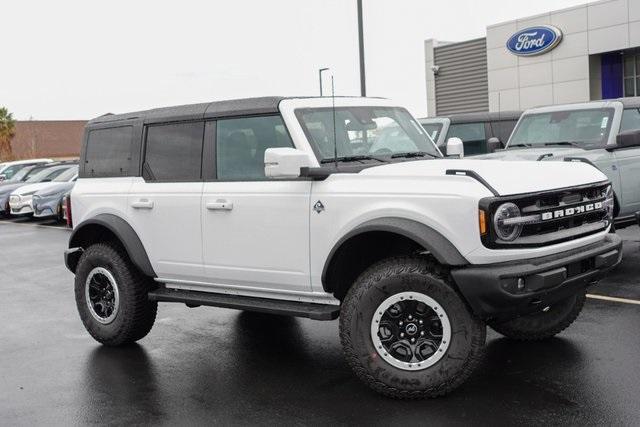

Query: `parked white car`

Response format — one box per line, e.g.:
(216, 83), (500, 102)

(9, 165), (78, 216)
(0, 158), (53, 182)
(65, 97), (620, 399)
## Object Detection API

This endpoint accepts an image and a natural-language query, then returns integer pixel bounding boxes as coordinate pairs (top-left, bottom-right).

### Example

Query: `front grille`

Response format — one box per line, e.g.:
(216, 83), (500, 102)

(481, 182), (611, 248)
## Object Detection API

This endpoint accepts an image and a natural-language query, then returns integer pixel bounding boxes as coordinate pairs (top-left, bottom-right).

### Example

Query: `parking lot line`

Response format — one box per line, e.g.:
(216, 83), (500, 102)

(587, 294), (640, 306)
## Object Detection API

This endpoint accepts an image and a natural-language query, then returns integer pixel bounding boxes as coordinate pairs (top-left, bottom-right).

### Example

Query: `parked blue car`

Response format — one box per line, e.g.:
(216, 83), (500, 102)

(32, 181), (76, 221)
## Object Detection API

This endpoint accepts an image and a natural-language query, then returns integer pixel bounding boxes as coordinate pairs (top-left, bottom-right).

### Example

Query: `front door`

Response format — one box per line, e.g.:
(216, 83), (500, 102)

(614, 147), (640, 215)
(202, 115), (312, 293)
(128, 121), (205, 282)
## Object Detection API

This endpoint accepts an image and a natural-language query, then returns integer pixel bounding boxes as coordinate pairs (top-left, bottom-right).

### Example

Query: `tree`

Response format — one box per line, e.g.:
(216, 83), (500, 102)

(0, 107), (16, 161)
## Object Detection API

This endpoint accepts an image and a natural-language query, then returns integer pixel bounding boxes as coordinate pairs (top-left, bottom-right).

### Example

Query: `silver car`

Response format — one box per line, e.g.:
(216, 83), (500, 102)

(475, 97), (640, 229)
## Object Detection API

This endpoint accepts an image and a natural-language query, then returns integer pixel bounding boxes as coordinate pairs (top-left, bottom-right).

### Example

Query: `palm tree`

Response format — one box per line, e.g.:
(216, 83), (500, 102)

(0, 107), (16, 161)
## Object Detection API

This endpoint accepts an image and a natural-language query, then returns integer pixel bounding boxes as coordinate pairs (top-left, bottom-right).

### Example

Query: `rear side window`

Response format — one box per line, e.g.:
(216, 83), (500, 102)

(85, 126), (133, 177)
(143, 122), (204, 181)
(448, 122), (487, 155)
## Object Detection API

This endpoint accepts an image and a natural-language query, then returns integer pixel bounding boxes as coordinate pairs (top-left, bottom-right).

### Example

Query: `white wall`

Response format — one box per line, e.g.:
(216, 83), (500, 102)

(486, 0), (640, 112)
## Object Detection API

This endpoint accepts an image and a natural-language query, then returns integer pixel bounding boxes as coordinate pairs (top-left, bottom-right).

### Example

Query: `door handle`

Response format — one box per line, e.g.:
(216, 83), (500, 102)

(206, 200), (233, 211)
(131, 199), (154, 209)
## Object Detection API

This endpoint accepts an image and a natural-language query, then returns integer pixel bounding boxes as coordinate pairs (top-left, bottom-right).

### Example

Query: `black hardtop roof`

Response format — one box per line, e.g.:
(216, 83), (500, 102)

(420, 110), (522, 124)
(88, 96), (286, 125)
(87, 96), (386, 127)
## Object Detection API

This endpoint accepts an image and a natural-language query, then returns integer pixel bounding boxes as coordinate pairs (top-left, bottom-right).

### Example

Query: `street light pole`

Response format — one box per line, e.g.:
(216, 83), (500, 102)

(319, 67), (329, 96)
(357, 0), (366, 97)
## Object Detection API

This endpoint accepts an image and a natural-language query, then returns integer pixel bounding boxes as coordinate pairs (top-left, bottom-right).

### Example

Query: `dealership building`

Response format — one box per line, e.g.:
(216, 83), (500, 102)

(425, 0), (640, 116)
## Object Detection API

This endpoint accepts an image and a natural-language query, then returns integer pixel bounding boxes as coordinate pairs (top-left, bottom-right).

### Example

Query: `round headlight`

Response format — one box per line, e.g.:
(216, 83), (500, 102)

(493, 202), (522, 242)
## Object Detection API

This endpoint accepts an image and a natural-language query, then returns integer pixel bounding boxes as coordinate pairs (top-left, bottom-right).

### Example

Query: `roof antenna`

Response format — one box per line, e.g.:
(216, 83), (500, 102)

(331, 75), (338, 170)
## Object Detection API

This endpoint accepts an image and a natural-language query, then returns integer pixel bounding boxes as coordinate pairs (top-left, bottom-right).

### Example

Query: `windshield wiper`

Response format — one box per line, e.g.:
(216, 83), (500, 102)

(543, 141), (582, 148)
(390, 151), (438, 159)
(320, 155), (388, 164)
(508, 143), (532, 148)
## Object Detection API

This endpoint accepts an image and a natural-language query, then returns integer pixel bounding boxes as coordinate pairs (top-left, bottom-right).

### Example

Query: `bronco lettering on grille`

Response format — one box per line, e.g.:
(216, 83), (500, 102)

(540, 202), (603, 221)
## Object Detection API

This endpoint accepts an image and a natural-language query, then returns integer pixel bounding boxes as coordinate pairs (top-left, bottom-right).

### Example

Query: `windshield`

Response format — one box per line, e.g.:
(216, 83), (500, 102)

(0, 164), (27, 180)
(420, 122), (443, 142)
(25, 166), (70, 183)
(53, 165), (78, 182)
(6, 166), (34, 183)
(508, 108), (614, 148)
(295, 107), (440, 162)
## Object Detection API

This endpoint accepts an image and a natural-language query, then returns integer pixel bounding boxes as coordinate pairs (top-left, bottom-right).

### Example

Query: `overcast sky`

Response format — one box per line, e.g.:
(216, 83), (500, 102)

(3, 0), (592, 120)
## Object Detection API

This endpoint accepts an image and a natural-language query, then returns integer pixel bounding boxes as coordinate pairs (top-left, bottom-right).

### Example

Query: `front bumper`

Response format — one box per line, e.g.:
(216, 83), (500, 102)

(451, 234), (622, 321)
(32, 197), (62, 219)
(9, 196), (33, 216)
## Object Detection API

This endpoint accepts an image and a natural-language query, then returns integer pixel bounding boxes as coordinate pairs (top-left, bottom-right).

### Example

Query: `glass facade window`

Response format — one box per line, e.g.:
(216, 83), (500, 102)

(623, 53), (640, 97)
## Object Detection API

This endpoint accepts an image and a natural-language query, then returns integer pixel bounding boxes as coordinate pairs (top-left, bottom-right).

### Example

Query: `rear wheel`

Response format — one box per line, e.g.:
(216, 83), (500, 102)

(487, 291), (586, 341)
(340, 256), (485, 399)
(74, 242), (157, 346)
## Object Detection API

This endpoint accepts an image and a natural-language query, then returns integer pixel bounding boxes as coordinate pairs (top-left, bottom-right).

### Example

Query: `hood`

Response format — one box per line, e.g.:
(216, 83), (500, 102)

(11, 182), (60, 196)
(34, 181), (74, 197)
(359, 158), (607, 196)
(473, 146), (587, 161)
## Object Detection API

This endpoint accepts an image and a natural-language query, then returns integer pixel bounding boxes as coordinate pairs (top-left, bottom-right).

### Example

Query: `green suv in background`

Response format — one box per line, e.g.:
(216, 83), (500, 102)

(476, 97), (640, 229)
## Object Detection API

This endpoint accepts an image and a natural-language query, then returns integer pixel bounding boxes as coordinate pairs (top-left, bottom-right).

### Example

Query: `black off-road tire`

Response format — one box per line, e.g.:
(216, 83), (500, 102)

(340, 255), (486, 399)
(487, 290), (586, 341)
(74, 242), (157, 346)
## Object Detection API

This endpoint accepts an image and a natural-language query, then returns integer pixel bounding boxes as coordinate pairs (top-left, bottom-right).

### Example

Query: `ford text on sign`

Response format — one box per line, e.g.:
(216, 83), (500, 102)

(506, 25), (562, 56)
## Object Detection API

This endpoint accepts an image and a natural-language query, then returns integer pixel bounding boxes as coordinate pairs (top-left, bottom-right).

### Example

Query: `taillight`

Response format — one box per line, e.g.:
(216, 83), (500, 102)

(65, 194), (73, 228)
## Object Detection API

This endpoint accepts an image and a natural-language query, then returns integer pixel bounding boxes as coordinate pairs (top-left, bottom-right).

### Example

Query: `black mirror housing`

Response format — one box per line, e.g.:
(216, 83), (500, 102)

(615, 129), (640, 149)
(486, 137), (503, 153)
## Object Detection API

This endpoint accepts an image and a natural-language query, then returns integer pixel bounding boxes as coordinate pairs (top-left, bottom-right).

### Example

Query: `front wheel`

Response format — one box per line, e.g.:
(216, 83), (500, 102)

(487, 291), (586, 341)
(339, 256), (486, 399)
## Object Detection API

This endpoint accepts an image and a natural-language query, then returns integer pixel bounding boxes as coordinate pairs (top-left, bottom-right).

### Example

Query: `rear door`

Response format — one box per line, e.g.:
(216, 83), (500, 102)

(201, 115), (312, 293)
(127, 121), (205, 282)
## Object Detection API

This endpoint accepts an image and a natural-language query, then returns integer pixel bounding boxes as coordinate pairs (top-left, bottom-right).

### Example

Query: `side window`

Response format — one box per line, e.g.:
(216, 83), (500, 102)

(620, 108), (640, 132)
(216, 115), (293, 180)
(143, 122), (204, 181)
(42, 168), (67, 182)
(490, 120), (518, 143)
(85, 126), (133, 177)
(447, 122), (486, 155)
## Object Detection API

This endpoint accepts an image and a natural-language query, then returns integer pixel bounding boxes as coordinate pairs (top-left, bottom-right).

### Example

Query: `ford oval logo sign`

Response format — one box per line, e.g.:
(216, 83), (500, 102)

(506, 25), (562, 56)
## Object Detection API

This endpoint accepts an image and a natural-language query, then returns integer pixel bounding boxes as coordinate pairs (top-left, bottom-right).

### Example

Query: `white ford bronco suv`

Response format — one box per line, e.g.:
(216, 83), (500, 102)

(65, 97), (622, 398)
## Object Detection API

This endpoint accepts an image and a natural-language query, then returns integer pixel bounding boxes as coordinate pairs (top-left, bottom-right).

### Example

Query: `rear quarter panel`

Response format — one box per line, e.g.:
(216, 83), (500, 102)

(71, 178), (134, 228)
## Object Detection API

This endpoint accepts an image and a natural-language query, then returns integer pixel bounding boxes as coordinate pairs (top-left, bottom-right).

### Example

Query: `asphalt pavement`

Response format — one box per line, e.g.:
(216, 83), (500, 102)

(1, 218), (639, 425)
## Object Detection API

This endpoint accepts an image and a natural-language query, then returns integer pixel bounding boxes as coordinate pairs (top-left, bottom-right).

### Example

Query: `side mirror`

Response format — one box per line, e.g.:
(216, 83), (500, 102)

(0, 174), (5, 182)
(487, 137), (503, 153)
(264, 147), (313, 178)
(446, 137), (464, 159)
(614, 129), (640, 149)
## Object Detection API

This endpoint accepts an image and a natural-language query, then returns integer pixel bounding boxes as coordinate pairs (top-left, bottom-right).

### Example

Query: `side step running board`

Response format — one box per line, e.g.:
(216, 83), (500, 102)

(148, 287), (340, 321)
